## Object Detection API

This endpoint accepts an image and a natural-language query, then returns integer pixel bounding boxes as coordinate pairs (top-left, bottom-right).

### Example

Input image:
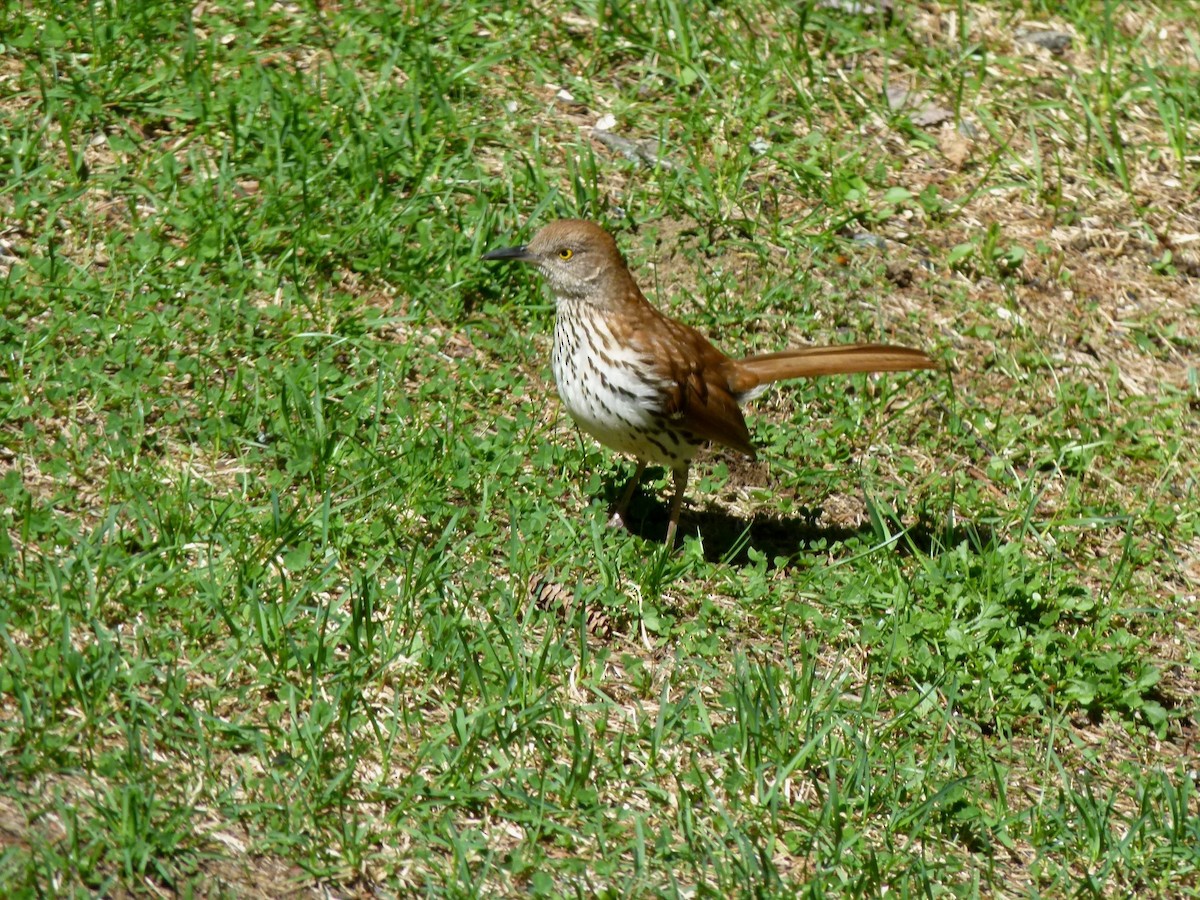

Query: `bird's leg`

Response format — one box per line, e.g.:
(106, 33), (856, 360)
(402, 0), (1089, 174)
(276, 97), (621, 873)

(664, 465), (690, 548)
(607, 458), (648, 530)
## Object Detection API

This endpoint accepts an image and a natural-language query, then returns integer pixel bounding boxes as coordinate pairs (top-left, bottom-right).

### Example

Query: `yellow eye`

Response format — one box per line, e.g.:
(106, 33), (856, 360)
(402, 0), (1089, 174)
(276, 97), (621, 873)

(558, 248), (573, 260)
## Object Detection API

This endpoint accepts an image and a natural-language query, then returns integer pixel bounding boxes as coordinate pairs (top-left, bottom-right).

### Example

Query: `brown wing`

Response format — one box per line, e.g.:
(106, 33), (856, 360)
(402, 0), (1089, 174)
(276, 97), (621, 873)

(630, 310), (758, 457)
(671, 365), (758, 457)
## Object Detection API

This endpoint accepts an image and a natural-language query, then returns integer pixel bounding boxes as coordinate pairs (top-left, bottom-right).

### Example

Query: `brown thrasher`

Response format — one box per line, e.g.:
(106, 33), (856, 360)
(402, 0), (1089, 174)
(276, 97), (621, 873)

(483, 219), (936, 546)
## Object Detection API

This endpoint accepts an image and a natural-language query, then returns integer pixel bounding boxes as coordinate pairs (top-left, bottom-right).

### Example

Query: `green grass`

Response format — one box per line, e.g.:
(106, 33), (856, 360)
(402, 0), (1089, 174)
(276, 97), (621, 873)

(2, 0), (1199, 895)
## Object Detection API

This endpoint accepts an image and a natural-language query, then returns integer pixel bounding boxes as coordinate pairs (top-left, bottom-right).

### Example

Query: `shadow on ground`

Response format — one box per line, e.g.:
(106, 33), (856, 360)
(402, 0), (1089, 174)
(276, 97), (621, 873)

(612, 489), (995, 566)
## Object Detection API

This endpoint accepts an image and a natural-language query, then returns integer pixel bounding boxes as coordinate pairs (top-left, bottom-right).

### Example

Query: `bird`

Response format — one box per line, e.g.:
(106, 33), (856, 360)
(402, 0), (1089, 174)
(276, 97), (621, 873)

(483, 219), (936, 546)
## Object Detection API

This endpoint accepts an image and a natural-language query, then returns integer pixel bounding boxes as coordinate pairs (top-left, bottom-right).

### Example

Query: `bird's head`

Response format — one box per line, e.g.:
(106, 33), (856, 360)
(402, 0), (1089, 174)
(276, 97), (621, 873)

(483, 219), (631, 306)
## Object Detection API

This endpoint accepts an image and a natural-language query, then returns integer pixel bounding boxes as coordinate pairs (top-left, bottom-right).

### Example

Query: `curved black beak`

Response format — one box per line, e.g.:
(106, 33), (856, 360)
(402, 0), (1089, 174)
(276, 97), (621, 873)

(482, 245), (536, 263)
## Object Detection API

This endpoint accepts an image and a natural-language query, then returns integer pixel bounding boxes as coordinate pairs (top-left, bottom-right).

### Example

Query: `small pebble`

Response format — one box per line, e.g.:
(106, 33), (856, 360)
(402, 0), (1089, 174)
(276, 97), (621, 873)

(1017, 29), (1072, 53)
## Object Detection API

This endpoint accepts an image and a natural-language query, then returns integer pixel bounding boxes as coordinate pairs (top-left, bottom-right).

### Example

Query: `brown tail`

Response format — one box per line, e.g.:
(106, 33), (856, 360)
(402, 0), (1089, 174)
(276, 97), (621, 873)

(733, 344), (936, 390)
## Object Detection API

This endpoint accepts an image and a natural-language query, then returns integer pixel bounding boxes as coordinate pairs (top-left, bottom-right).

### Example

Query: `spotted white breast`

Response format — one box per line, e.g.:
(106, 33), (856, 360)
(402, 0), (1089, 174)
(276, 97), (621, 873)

(552, 305), (699, 469)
